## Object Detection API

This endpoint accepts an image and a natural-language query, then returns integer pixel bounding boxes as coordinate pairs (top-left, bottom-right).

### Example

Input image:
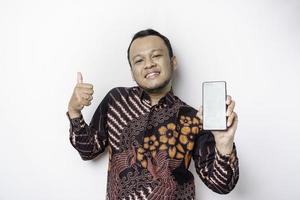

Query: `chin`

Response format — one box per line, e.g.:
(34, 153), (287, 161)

(138, 79), (171, 92)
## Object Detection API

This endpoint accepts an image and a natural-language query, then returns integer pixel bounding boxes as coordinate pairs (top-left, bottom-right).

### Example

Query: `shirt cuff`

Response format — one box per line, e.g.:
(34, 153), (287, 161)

(215, 142), (238, 166)
(66, 111), (85, 128)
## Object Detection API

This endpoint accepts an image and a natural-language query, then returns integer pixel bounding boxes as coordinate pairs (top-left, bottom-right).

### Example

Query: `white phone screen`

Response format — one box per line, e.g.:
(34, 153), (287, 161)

(202, 81), (227, 130)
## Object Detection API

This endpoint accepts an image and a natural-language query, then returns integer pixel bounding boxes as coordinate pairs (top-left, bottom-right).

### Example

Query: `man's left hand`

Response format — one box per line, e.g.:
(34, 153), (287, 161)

(197, 95), (238, 155)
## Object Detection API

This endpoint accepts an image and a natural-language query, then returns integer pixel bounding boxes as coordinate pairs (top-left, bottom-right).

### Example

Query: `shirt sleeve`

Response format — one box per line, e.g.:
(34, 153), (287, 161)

(192, 130), (239, 194)
(66, 89), (112, 161)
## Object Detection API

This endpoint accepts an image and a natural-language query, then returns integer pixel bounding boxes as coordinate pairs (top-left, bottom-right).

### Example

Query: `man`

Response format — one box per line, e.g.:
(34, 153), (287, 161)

(66, 29), (239, 199)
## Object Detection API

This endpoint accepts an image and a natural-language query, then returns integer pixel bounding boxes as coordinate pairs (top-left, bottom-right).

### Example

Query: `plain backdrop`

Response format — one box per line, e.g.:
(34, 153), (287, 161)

(1, 0), (299, 199)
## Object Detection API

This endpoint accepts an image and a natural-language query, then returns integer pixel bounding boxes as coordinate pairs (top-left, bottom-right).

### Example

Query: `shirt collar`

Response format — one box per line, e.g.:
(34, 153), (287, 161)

(136, 85), (177, 107)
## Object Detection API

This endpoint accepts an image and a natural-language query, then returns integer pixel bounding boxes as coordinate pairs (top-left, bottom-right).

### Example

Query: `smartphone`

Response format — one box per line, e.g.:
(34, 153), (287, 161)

(202, 81), (227, 130)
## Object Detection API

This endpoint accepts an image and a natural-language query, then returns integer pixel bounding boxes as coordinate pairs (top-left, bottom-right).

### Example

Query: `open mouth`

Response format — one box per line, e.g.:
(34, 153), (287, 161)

(145, 71), (160, 79)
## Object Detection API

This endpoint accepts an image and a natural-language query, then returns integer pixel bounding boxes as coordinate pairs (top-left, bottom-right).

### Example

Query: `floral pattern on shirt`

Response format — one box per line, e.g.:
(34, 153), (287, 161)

(67, 86), (239, 199)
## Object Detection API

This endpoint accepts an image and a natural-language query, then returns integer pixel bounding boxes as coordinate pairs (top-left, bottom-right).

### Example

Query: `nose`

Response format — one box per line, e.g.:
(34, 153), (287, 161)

(145, 57), (156, 69)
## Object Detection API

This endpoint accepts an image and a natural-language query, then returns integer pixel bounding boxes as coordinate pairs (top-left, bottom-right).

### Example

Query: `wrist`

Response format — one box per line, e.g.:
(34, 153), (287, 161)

(68, 108), (81, 119)
(216, 142), (234, 156)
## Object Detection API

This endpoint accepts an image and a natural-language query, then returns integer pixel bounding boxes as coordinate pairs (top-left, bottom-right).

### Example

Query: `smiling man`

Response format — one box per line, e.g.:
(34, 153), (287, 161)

(67, 29), (239, 200)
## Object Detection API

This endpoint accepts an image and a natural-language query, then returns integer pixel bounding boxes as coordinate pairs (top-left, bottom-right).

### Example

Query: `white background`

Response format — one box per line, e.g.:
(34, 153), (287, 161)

(1, 0), (299, 199)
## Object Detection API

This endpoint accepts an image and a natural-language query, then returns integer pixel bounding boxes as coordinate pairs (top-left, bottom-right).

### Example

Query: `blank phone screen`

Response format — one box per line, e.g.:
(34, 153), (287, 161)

(202, 81), (227, 130)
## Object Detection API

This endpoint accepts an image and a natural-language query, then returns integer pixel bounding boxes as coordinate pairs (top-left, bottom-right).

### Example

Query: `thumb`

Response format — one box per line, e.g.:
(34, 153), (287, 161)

(77, 72), (83, 83)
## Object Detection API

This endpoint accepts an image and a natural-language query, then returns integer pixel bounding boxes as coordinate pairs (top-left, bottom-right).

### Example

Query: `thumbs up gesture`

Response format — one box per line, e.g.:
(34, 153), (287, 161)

(68, 72), (94, 118)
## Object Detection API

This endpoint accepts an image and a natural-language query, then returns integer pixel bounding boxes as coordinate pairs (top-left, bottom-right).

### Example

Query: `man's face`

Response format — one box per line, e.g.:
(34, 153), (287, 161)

(129, 35), (176, 92)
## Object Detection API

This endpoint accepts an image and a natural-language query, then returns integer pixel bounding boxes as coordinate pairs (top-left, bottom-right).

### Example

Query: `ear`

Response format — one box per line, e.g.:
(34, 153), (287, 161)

(170, 56), (177, 71)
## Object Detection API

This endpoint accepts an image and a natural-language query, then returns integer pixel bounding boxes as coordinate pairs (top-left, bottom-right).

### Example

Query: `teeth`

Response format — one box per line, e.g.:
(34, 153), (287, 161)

(146, 72), (159, 79)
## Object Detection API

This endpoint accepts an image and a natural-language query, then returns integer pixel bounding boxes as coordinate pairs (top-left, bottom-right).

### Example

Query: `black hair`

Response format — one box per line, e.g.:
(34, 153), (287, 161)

(127, 28), (174, 68)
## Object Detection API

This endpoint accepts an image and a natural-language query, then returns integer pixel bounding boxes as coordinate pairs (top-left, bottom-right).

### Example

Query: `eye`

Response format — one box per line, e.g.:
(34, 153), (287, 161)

(153, 54), (161, 58)
(135, 59), (143, 64)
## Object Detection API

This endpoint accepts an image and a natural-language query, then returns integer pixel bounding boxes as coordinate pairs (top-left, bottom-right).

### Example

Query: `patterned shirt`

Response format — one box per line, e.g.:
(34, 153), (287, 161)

(66, 86), (239, 200)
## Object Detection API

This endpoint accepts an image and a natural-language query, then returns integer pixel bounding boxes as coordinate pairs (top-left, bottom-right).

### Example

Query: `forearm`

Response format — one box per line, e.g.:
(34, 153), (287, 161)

(213, 143), (239, 193)
(67, 111), (107, 160)
(215, 140), (234, 156)
(194, 142), (239, 194)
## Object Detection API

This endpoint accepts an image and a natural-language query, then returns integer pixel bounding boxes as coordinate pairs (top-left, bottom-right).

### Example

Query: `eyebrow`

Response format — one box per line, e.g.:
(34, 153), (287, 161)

(132, 48), (163, 61)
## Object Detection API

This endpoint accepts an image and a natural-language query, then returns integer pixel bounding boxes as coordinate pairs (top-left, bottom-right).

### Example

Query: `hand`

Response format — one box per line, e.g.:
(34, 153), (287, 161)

(197, 95), (238, 155)
(68, 72), (94, 118)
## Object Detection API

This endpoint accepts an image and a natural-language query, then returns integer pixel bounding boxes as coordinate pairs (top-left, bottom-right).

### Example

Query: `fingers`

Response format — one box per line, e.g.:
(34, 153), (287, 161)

(225, 95), (235, 117)
(79, 93), (93, 106)
(75, 72), (94, 95)
(76, 85), (94, 98)
(76, 72), (93, 88)
(81, 88), (94, 95)
(227, 111), (237, 127)
(77, 72), (83, 84)
(76, 85), (94, 97)
(80, 93), (93, 101)
(226, 95), (232, 105)
(77, 83), (93, 89)
(82, 100), (92, 106)
(231, 113), (238, 129)
(226, 100), (235, 116)
(75, 72), (94, 107)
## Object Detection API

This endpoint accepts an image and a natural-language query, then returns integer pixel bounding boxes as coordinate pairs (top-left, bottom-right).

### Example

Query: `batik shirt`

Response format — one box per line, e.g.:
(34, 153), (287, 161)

(66, 86), (239, 200)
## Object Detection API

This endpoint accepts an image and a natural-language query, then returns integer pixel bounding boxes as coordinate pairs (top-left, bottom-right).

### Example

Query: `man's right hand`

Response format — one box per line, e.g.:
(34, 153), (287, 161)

(68, 72), (94, 118)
